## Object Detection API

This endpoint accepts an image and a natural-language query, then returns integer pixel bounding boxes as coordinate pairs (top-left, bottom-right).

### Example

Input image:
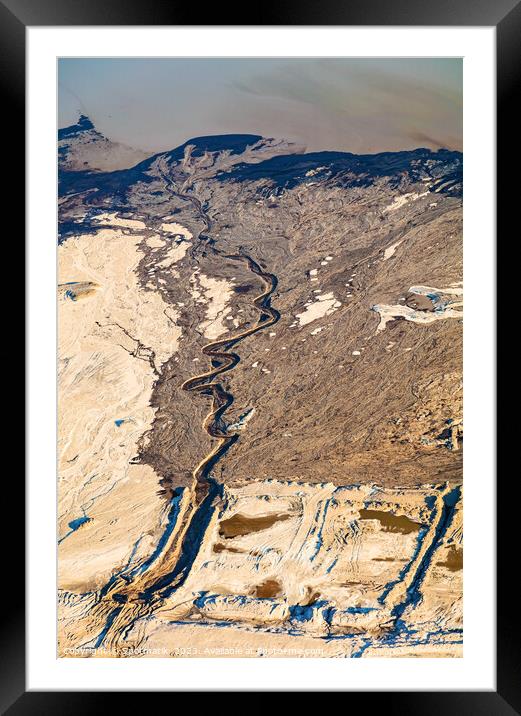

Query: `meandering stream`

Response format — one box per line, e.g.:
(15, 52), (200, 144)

(87, 171), (281, 649)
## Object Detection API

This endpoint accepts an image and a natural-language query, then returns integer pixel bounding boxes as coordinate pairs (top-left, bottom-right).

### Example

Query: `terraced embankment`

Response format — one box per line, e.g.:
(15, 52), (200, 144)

(115, 481), (463, 658)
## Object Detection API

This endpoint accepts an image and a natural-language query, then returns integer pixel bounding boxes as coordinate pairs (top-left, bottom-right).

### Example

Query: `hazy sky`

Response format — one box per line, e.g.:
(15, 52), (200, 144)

(58, 58), (462, 154)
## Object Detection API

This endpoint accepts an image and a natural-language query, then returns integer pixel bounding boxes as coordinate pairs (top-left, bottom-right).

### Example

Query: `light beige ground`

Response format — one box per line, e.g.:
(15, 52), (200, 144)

(58, 226), (184, 591)
(63, 480), (462, 657)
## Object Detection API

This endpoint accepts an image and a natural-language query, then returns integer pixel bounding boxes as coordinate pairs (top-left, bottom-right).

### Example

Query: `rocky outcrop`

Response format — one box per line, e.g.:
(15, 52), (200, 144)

(59, 114), (152, 172)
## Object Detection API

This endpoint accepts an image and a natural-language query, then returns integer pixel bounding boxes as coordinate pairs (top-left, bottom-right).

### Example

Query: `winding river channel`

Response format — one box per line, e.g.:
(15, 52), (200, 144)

(181, 252), (280, 504)
(88, 169), (281, 650)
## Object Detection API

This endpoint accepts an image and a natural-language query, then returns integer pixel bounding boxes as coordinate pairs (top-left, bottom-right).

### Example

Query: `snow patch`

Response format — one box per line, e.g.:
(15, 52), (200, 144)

(383, 192), (429, 214)
(383, 240), (403, 261)
(195, 274), (235, 339)
(295, 292), (341, 327)
(373, 283), (463, 333)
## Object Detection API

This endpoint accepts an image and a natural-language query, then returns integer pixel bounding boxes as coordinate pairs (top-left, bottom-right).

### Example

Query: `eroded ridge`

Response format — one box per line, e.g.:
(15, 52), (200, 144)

(112, 481), (463, 658)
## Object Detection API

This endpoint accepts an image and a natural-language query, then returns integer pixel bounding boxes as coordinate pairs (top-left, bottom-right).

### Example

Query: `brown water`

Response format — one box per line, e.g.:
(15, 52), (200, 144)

(213, 543), (243, 554)
(437, 545), (463, 571)
(358, 509), (423, 534)
(219, 513), (291, 538)
(373, 557), (408, 562)
(254, 579), (282, 598)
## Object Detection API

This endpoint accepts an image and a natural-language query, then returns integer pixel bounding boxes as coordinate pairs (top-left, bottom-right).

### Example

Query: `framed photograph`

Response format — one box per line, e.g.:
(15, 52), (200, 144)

(9, 0), (511, 707)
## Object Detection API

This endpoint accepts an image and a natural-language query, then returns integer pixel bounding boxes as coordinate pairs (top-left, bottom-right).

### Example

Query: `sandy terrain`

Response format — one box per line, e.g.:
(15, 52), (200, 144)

(58, 480), (462, 657)
(58, 121), (463, 657)
(58, 226), (184, 591)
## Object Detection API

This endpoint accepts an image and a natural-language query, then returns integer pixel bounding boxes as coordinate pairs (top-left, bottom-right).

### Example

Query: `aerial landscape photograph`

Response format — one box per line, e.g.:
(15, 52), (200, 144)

(57, 57), (463, 659)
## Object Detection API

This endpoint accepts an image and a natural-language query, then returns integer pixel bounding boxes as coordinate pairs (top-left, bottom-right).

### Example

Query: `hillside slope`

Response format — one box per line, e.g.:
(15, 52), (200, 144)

(57, 123), (463, 657)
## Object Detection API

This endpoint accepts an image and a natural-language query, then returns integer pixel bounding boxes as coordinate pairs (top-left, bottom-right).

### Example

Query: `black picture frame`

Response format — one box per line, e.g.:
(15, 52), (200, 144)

(7, 0), (510, 708)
